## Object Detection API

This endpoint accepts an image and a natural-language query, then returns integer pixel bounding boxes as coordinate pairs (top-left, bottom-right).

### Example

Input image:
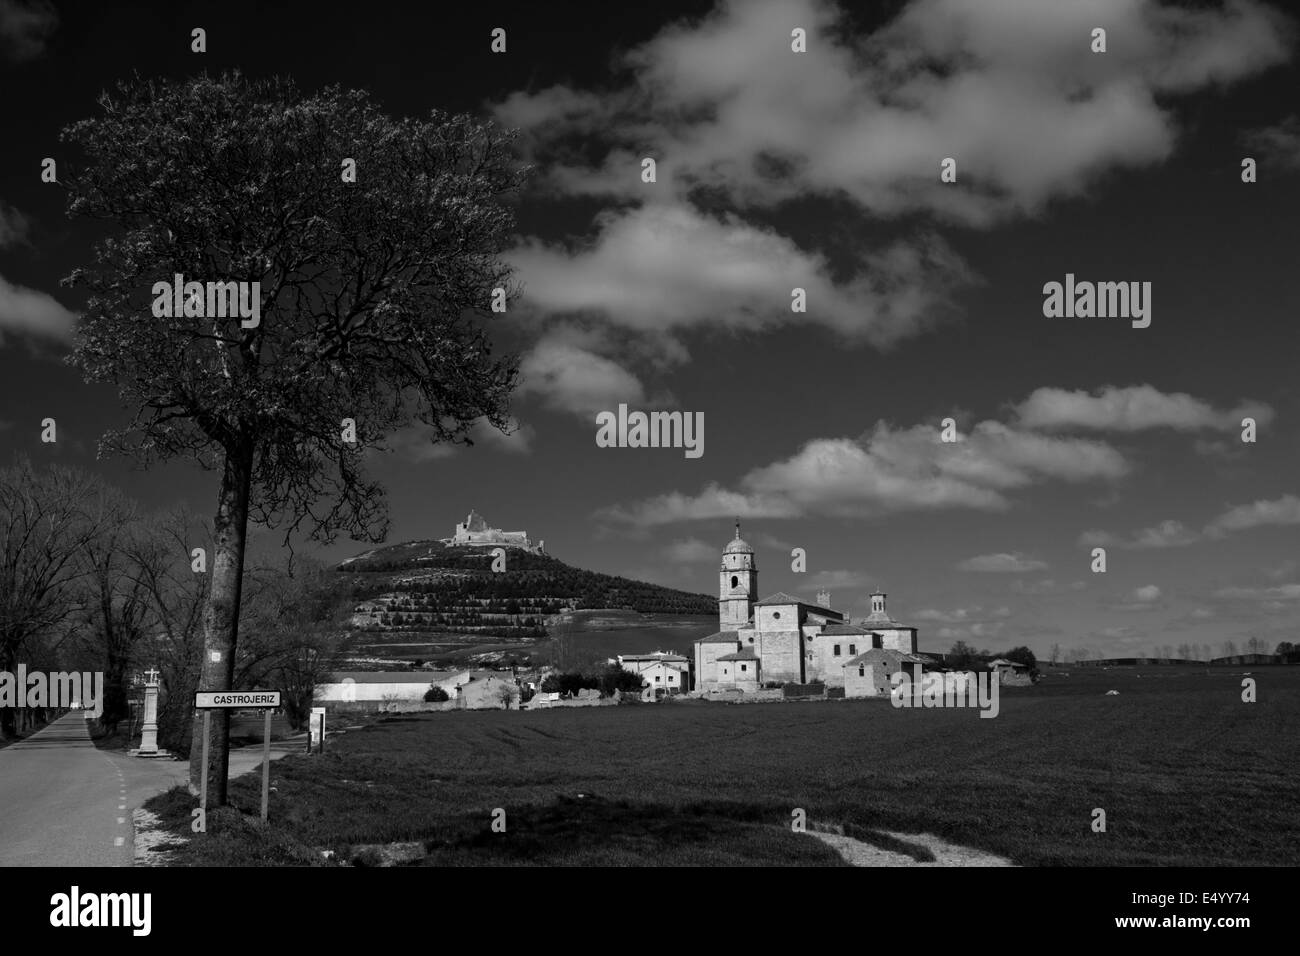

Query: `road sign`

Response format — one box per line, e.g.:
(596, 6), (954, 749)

(194, 690), (281, 709)
(193, 690), (282, 826)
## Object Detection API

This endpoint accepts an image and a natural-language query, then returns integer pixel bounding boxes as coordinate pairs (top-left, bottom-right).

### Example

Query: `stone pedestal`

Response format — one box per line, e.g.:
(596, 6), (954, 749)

(129, 670), (170, 758)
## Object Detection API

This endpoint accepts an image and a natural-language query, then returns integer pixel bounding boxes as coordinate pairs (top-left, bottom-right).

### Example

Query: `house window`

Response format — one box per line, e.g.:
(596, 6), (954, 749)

(668, 675), (675, 681)
(731, 575), (738, 588)
(741, 664), (747, 672)
(859, 666), (865, 677)
(773, 611), (781, 620)
(833, 644), (841, 656)
(748, 637), (754, 644)
(849, 644), (856, 654)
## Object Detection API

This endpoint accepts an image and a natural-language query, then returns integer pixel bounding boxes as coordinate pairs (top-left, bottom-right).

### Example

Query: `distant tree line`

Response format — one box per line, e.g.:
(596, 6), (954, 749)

(539, 663), (647, 697)
(945, 641), (1038, 675)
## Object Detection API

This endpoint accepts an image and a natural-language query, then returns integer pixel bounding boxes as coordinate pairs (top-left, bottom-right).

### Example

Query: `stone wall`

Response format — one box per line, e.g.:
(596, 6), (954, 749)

(756, 628), (803, 683)
(844, 662), (894, 698)
(807, 630), (867, 686)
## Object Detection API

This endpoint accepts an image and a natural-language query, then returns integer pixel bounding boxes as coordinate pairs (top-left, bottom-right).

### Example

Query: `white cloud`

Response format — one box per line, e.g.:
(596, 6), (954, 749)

(1243, 114), (1300, 171)
(1133, 585), (1162, 603)
(597, 416), (1126, 526)
(914, 605), (1011, 624)
(507, 203), (972, 348)
(1213, 584), (1300, 602)
(497, 0), (1290, 224)
(1205, 494), (1300, 538)
(379, 417), (534, 463)
(494, 0), (1291, 381)
(955, 552), (1048, 573)
(663, 537), (717, 563)
(517, 332), (648, 418)
(1079, 519), (1199, 550)
(1014, 384), (1273, 433)
(0, 272), (77, 343)
(807, 569), (875, 590)
(1010, 578), (1060, 595)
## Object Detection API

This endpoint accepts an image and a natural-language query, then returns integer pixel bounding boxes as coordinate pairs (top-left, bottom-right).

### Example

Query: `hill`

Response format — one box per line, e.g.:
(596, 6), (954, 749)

(335, 539), (715, 655)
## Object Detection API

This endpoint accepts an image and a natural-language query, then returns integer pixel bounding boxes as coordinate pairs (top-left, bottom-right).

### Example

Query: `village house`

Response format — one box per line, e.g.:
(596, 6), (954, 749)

(617, 652), (690, 700)
(988, 658), (1034, 685)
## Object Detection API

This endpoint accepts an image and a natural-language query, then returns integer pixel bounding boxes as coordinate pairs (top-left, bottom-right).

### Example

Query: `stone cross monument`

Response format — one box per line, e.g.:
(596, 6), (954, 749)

(130, 667), (166, 758)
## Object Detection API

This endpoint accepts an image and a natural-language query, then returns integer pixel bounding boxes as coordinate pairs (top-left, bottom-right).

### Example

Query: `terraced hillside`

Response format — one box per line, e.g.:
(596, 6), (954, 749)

(335, 539), (714, 662)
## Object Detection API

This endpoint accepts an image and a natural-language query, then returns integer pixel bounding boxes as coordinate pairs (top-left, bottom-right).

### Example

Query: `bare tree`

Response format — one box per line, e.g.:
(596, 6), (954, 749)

(123, 506), (212, 754)
(496, 682), (518, 710)
(235, 555), (344, 730)
(74, 487), (148, 735)
(0, 458), (113, 738)
(1049, 643), (1061, 665)
(1221, 640), (1238, 658)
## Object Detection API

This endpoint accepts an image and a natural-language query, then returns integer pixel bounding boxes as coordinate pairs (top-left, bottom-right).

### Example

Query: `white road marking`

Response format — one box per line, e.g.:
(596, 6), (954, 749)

(117, 817), (125, 824)
(114, 837), (124, 846)
(118, 804), (126, 810)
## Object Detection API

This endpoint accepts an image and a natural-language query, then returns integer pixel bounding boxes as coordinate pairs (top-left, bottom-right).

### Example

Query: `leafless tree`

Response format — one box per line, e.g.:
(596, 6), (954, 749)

(0, 458), (114, 738)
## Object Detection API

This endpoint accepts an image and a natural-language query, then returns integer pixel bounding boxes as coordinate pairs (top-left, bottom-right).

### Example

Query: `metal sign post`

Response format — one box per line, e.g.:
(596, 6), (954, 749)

(193, 691), (282, 824)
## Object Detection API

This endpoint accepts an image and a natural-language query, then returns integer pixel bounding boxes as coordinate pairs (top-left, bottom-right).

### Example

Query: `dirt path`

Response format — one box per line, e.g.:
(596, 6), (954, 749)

(808, 826), (1015, 866)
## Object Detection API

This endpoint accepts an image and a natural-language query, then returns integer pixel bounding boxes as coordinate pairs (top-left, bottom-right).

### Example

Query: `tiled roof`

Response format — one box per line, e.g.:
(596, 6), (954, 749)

(755, 593), (846, 620)
(755, 591), (805, 606)
(843, 650), (933, 667)
(697, 631), (742, 644)
(821, 624), (874, 636)
(717, 648), (759, 661)
(621, 654), (690, 663)
(861, 611), (914, 628)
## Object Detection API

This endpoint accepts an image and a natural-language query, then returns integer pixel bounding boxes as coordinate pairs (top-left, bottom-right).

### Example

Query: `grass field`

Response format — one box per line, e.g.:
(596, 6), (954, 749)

(147, 665), (1300, 866)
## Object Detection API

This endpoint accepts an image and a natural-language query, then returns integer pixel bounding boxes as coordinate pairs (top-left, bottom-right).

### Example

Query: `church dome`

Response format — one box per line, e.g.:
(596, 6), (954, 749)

(723, 521), (753, 554)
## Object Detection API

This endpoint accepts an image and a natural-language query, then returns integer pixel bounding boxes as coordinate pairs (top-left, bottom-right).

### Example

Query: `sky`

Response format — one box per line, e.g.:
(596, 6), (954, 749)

(1, 0), (1298, 660)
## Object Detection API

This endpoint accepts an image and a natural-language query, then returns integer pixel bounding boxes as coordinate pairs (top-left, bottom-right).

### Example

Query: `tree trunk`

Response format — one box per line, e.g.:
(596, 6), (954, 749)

(188, 442), (253, 803)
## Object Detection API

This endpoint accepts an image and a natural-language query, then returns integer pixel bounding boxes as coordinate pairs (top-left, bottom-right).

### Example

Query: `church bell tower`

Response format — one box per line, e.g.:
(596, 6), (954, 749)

(719, 521), (758, 629)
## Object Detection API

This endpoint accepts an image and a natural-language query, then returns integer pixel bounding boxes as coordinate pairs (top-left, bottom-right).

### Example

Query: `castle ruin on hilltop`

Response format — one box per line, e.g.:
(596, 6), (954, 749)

(441, 509), (545, 553)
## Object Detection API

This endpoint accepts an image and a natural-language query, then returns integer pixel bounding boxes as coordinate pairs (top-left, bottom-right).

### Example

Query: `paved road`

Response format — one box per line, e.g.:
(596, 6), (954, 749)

(0, 713), (303, 867)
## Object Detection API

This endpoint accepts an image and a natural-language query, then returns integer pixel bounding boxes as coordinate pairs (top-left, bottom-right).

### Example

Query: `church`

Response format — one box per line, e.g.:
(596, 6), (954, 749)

(694, 524), (924, 693)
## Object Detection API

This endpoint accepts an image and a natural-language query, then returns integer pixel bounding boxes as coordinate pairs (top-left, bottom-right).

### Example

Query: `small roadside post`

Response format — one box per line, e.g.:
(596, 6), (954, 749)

(310, 707), (326, 754)
(193, 690), (282, 824)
